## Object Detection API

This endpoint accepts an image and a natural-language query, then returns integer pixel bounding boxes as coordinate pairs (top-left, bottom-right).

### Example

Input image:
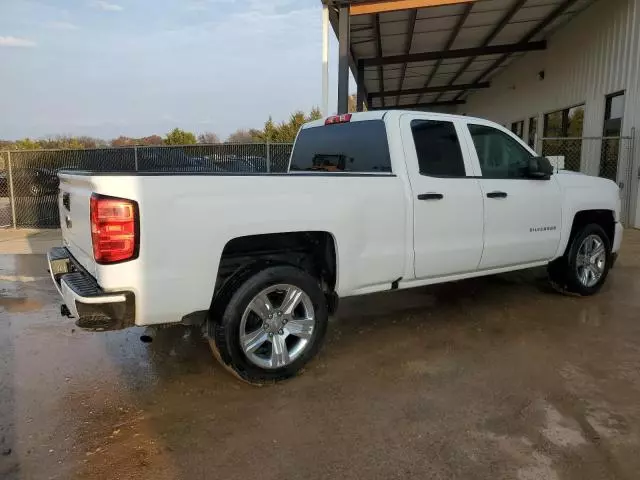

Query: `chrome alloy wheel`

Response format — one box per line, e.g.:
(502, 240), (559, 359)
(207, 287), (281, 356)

(576, 234), (607, 288)
(239, 284), (316, 369)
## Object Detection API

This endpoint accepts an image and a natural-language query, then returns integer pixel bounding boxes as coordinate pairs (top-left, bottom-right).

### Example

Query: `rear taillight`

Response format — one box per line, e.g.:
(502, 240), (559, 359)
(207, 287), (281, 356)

(90, 194), (138, 264)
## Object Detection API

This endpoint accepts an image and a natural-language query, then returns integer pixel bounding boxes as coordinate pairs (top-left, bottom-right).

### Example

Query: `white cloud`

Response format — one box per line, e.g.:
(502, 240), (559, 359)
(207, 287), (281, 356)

(48, 21), (79, 30)
(0, 36), (37, 47)
(91, 1), (123, 12)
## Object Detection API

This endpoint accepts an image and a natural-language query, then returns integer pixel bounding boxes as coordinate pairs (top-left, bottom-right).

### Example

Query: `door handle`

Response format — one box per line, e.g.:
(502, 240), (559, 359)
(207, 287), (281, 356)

(418, 193), (444, 201)
(486, 191), (508, 199)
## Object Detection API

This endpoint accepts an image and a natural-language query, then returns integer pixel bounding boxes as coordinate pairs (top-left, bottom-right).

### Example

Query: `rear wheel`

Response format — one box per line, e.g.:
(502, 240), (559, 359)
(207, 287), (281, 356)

(209, 265), (328, 384)
(548, 223), (611, 296)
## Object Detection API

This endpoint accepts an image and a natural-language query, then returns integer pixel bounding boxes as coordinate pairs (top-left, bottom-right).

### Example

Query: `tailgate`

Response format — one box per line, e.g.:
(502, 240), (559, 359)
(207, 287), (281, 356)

(58, 174), (97, 276)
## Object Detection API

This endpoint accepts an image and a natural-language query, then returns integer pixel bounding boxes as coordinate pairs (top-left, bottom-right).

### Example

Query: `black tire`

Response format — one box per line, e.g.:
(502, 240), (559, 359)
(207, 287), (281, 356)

(209, 265), (328, 384)
(548, 223), (612, 296)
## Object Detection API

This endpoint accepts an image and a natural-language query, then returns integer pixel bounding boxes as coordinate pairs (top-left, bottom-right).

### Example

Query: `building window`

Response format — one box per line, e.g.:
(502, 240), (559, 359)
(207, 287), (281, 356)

(600, 92), (625, 181)
(511, 121), (524, 139)
(603, 92), (625, 136)
(543, 104), (585, 138)
(528, 116), (538, 149)
(542, 104), (585, 171)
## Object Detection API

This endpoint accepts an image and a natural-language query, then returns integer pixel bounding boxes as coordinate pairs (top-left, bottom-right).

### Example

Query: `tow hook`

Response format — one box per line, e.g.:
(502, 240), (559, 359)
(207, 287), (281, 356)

(60, 304), (72, 318)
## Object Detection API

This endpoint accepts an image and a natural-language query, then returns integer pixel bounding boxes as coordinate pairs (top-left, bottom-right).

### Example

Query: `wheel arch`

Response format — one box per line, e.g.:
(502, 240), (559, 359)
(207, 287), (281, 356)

(208, 231), (339, 328)
(556, 209), (615, 258)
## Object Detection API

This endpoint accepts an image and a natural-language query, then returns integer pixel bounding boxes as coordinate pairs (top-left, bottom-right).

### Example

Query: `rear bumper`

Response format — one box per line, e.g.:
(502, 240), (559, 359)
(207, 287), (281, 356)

(47, 247), (135, 330)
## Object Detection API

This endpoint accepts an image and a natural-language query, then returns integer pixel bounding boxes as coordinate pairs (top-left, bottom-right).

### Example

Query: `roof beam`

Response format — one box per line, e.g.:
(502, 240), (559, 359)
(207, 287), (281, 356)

(351, 0), (475, 16)
(433, 0), (527, 102)
(361, 41), (546, 67)
(370, 100), (466, 110)
(417, 2), (473, 103)
(396, 8), (418, 107)
(458, 0), (582, 99)
(370, 81), (490, 98)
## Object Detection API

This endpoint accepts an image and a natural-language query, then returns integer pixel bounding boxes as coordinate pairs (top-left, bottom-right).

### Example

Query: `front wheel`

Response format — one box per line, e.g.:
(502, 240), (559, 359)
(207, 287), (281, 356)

(548, 223), (611, 296)
(209, 265), (328, 384)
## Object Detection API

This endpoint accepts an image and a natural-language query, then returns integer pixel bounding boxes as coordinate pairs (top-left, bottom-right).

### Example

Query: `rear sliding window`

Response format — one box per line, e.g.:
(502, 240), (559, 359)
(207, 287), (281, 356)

(290, 120), (392, 173)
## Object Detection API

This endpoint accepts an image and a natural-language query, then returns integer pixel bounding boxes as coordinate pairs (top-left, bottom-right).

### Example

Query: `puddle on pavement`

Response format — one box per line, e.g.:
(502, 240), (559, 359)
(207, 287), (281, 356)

(0, 254), (48, 278)
(0, 296), (44, 313)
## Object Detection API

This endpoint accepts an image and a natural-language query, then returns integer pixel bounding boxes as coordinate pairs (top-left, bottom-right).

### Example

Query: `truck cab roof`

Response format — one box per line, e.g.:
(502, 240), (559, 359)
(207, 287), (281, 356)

(302, 110), (490, 130)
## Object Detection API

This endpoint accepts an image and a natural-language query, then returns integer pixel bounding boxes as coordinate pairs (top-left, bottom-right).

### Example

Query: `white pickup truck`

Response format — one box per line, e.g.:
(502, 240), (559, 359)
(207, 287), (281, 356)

(48, 111), (623, 383)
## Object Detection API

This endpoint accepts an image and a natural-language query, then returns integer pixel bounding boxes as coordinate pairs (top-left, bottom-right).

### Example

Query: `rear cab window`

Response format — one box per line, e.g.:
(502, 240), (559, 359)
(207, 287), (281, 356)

(290, 120), (392, 173)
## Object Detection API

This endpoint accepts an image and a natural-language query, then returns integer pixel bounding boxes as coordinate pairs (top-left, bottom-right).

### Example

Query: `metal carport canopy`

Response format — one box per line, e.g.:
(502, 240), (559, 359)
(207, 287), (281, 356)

(323, 0), (598, 113)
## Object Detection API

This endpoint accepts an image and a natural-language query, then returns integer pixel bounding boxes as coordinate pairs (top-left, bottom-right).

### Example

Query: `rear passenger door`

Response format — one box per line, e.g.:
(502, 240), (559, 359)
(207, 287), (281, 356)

(401, 114), (484, 279)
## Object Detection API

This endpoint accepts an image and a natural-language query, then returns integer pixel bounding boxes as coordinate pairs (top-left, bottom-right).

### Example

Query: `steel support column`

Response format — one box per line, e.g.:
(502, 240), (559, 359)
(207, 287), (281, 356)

(356, 61), (365, 112)
(337, 6), (350, 115)
(322, 4), (330, 116)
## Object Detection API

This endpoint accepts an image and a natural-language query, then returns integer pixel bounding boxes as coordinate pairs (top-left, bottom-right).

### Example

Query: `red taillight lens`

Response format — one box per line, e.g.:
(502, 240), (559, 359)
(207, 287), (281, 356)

(325, 114), (352, 125)
(90, 194), (138, 264)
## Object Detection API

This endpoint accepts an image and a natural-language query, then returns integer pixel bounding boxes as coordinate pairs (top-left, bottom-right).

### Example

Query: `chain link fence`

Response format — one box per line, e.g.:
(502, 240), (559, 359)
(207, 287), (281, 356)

(1, 137), (636, 228)
(0, 143), (293, 228)
(538, 136), (635, 224)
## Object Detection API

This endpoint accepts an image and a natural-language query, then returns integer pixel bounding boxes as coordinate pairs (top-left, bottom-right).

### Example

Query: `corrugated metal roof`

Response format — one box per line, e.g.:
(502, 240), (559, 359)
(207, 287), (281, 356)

(326, 0), (600, 109)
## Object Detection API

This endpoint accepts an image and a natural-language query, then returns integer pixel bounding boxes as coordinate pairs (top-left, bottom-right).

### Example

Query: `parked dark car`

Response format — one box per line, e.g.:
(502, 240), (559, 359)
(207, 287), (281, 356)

(0, 168), (59, 197)
(137, 149), (225, 172)
(211, 155), (268, 172)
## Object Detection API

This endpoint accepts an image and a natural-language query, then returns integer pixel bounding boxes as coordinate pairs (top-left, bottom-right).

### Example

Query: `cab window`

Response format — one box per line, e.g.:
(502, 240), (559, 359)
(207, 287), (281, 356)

(468, 124), (533, 179)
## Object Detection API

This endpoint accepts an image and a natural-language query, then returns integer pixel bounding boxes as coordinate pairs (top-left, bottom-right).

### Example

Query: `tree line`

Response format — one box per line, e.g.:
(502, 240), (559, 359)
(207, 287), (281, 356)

(0, 107), (324, 151)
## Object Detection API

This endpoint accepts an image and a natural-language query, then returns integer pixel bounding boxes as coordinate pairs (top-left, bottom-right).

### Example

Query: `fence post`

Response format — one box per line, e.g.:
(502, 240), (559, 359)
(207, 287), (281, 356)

(629, 127), (637, 226)
(134, 146), (139, 171)
(266, 142), (271, 173)
(7, 151), (17, 229)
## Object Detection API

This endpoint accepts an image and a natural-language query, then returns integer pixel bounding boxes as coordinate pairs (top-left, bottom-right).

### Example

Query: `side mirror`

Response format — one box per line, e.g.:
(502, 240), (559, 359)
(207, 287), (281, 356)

(527, 156), (553, 179)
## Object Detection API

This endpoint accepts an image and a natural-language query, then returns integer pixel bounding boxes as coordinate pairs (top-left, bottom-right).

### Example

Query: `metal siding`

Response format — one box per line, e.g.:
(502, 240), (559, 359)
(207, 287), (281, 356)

(462, 0), (640, 226)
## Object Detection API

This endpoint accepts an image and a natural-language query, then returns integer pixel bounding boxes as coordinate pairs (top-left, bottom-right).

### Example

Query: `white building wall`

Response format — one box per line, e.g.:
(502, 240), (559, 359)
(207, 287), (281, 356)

(462, 0), (640, 228)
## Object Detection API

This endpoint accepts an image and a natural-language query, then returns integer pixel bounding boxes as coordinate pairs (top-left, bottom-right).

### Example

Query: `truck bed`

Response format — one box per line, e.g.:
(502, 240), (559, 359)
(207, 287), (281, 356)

(57, 170), (408, 325)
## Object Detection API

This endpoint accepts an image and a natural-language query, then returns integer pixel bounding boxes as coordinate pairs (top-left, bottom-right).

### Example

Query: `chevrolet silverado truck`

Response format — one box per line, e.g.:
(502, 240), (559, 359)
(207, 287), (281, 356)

(48, 111), (623, 383)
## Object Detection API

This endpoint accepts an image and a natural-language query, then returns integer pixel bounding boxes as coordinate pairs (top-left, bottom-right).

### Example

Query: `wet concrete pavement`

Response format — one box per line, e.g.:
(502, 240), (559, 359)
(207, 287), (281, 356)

(2, 233), (640, 480)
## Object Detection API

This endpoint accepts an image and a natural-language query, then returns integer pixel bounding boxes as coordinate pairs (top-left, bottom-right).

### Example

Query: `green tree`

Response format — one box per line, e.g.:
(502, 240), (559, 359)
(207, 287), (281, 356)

(39, 136), (86, 149)
(15, 138), (41, 150)
(164, 128), (197, 145)
(252, 107), (323, 143)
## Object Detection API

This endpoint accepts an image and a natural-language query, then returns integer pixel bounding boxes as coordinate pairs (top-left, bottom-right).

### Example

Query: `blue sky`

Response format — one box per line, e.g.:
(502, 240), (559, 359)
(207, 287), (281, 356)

(0, 0), (349, 140)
